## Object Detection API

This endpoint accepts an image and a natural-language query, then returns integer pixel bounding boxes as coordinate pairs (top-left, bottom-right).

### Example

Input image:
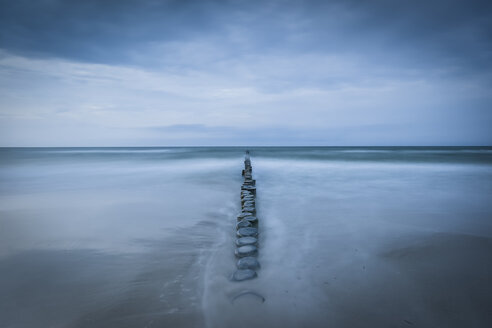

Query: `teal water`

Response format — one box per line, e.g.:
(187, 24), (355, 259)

(1, 147), (492, 327)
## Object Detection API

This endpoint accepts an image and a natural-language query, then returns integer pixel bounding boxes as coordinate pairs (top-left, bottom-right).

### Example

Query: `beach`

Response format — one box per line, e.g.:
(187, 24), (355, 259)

(1, 147), (491, 327)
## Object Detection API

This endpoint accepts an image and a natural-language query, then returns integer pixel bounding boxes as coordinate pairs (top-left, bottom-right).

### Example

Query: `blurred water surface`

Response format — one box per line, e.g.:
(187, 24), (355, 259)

(1, 147), (491, 327)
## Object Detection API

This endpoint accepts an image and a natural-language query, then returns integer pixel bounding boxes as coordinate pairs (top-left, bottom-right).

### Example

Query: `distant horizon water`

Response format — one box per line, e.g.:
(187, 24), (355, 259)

(2, 145), (492, 148)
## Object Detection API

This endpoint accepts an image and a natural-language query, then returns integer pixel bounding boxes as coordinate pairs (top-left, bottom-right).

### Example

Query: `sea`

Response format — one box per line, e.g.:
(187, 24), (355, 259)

(1, 147), (491, 328)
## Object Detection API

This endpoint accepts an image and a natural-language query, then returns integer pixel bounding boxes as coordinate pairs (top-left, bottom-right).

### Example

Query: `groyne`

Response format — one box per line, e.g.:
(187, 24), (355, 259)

(232, 150), (260, 281)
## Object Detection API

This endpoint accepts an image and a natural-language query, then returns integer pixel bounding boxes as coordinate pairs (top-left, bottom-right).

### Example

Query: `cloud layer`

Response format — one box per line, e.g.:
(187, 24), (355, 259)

(1, 0), (491, 145)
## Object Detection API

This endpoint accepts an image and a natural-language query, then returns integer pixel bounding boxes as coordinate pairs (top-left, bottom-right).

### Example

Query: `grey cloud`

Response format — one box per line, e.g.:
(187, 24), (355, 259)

(1, 0), (491, 74)
(0, 0), (227, 63)
(142, 122), (492, 146)
(1, 0), (491, 146)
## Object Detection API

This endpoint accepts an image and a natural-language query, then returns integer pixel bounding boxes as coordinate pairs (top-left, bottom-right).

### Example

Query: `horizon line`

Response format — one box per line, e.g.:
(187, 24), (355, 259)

(1, 145), (491, 148)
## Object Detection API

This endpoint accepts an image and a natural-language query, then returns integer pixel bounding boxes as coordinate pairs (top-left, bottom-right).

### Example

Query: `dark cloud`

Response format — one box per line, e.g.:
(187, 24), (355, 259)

(0, 0), (228, 63)
(1, 0), (491, 73)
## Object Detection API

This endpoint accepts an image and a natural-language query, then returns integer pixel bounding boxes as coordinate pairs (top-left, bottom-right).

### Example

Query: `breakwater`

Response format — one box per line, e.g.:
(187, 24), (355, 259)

(233, 150), (260, 281)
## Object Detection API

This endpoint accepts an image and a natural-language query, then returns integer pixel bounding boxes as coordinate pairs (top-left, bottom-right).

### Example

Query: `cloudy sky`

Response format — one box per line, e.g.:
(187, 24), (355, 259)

(0, 0), (491, 146)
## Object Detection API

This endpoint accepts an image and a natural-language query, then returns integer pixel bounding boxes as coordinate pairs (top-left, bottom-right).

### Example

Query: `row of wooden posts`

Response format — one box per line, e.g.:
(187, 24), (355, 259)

(233, 150), (260, 281)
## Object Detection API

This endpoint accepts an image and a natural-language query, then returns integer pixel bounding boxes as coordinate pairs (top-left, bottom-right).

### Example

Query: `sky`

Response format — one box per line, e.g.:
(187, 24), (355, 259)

(0, 0), (491, 146)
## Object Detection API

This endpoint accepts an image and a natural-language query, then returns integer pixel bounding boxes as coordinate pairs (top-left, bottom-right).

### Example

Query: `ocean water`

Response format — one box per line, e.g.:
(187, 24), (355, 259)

(1, 147), (491, 328)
